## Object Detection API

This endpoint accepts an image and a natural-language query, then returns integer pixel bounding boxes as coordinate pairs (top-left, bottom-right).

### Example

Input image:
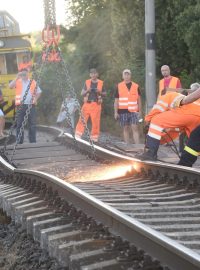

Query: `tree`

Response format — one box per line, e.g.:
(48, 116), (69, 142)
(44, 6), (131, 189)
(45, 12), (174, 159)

(155, 0), (200, 86)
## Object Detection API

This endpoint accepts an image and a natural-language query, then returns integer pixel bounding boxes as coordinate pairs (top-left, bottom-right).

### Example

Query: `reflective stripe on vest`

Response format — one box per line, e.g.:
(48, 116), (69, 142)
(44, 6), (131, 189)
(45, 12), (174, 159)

(118, 81), (139, 112)
(153, 99), (169, 112)
(85, 79), (103, 92)
(159, 76), (179, 97)
(15, 79), (36, 105)
(145, 92), (182, 122)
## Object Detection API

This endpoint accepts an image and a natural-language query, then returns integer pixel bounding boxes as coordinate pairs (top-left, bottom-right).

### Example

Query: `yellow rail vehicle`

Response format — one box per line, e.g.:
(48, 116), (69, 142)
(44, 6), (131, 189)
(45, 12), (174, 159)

(0, 11), (32, 121)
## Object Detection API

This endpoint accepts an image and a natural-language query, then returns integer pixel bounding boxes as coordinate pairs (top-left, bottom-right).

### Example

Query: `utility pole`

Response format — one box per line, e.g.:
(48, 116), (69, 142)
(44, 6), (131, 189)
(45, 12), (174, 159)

(145, 0), (156, 112)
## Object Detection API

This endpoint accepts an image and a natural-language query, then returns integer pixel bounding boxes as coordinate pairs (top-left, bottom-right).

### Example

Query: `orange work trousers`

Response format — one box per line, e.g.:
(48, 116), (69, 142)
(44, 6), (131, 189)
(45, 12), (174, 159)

(148, 110), (200, 143)
(75, 102), (101, 141)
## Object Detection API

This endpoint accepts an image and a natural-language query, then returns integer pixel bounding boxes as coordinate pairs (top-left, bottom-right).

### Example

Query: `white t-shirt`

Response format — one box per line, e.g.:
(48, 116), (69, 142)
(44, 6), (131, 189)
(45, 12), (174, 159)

(21, 79), (42, 104)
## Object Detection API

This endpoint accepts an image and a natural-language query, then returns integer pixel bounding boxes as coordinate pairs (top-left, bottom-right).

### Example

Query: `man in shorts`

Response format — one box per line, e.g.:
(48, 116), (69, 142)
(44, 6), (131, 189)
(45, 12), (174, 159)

(114, 69), (142, 144)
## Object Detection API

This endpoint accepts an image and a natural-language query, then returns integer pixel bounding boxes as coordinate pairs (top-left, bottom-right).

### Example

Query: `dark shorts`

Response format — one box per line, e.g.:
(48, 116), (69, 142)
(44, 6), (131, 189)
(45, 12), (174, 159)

(119, 112), (139, 127)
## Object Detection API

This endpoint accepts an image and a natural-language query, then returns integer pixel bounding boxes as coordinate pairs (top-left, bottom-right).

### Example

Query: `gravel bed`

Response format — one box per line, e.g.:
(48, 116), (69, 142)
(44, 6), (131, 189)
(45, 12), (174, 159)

(0, 218), (67, 270)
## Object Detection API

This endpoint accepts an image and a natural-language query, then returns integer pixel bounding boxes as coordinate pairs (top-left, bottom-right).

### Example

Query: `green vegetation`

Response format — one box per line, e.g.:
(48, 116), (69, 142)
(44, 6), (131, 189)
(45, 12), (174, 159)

(35, 0), (200, 136)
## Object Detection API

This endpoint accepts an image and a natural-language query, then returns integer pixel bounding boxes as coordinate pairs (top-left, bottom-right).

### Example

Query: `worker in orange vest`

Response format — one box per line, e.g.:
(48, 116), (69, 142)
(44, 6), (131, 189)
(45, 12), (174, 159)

(9, 69), (42, 144)
(136, 83), (200, 161)
(75, 68), (106, 142)
(18, 55), (32, 72)
(114, 69), (142, 144)
(158, 65), (182, 98)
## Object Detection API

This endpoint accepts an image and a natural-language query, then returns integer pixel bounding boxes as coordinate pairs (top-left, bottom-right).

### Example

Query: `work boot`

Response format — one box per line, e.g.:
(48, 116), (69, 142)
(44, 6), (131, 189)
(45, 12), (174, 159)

(135, 135), (160, 161)
(135, 149), (157, 161)
(177, 151), (197, 167)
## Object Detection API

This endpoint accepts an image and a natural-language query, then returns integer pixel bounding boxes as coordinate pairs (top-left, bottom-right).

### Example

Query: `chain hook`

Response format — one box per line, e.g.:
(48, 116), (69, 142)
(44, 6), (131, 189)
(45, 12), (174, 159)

(42, 25), (61, 62)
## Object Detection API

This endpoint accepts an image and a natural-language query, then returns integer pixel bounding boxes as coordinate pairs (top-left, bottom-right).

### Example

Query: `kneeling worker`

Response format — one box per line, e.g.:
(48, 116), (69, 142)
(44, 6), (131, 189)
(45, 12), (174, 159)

(137, 83), (200, 161)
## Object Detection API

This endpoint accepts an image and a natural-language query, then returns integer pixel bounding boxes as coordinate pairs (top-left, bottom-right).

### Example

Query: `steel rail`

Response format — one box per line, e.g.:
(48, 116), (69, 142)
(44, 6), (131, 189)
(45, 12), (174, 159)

(0, 160), (199, 270)
(0, 132), (200, 269)
(59, 130), (200, 183)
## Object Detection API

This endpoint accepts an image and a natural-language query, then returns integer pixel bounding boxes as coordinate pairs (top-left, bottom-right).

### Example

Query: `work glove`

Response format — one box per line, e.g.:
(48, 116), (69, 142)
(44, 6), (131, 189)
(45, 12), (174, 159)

(171, 95), (185, 109)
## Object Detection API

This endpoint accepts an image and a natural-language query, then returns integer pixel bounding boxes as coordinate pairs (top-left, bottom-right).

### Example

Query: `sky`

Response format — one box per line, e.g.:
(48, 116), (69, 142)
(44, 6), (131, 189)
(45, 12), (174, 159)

(0, 0), (66, 33)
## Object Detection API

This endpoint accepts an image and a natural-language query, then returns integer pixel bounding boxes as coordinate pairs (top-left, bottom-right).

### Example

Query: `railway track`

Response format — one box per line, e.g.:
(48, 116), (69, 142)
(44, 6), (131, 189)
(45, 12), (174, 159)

(0, 125), (200, 269)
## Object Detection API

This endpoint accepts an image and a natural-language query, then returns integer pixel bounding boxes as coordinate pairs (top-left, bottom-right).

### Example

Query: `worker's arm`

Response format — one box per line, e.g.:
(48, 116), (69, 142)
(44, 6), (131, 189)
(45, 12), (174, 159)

(33, 85), (42, 105)
(181, 88), (200, 105)
(81, 83), (91, 96)
(9, 73), (21, 89)
(81, 88), (91, 96)
(114, 98), (119, 120)
(172, 87), (200, 108)
(35, 92), (41, 101)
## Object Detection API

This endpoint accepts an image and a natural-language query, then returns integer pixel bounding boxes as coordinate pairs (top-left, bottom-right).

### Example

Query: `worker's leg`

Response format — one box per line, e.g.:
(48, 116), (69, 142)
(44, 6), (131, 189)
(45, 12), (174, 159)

(123, 125), (130, 143)
(141, 117), (165, 159)
(28, 106), (36, 143)
(152, 111), (200, 138)
(139, 111), (200, 160)
(128, 112), (139, 144)
(90, 103), (101, 142)
(178, 125), (200, 167)
(136, 111), (194, 160)
(70, 112), (75, 129)
(16, 105), (26, 144)
(119, 112), (131, 143)
(75, 103), (90, 138)
(129, 112), (140, 144)
(131, 124), (139, 144)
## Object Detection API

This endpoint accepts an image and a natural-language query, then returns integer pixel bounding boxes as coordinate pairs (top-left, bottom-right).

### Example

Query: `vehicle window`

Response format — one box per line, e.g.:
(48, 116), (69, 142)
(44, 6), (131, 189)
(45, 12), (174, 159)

(5, 53), (18, 74)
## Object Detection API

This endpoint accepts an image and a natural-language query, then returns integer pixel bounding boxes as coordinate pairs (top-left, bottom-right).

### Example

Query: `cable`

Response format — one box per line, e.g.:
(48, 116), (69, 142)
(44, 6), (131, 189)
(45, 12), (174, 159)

(162, 129), (181, 158)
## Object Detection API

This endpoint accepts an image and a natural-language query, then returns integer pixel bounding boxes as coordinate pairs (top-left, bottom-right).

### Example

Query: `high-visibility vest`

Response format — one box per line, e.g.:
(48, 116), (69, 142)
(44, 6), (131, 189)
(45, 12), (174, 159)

(159, 76), (179, 97)
(15, 79), (36, 105)
(118, 81), (139, 112)
(145, 92), (184, 122)
(85, 79), (103, 92)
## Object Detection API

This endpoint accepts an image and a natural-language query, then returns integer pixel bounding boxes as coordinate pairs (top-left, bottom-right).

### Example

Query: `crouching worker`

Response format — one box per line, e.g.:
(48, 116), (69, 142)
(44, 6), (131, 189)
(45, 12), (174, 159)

(136, 83), (200, 161)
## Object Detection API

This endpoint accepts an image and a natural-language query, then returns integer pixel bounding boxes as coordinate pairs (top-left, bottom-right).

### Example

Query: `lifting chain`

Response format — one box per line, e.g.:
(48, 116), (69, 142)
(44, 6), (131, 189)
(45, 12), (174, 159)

(2, 79), (34, 154)
(43, 0), (56, 29)
(2, 0), (96, 163)
(58, 53), (96, 159)
(7, 46), (52, 163)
